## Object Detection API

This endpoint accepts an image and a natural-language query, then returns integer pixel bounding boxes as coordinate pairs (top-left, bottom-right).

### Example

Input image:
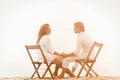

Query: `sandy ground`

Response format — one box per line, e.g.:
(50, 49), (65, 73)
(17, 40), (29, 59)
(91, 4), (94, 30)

(0, 76), (120, 80)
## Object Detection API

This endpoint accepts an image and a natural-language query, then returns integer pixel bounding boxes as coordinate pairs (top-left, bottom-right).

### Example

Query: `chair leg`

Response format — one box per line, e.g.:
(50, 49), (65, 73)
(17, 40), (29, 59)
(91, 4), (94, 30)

(48, 66), (54, 79)
(42, 64), (54, 79)
(31, 63), (41, 79)
(77, 62), (86, 77)
(80, 62), (93, 77)
(85, 63), (99, 77)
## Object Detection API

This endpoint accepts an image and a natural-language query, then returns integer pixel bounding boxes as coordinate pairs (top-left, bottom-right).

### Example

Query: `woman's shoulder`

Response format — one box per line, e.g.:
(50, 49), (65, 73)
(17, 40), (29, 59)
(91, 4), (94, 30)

(41, 35), (50, 40)
(43, 35), (49, 38)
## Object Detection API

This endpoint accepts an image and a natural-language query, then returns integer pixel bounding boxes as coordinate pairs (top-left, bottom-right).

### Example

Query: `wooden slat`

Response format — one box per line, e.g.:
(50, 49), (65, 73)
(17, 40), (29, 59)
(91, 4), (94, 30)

(25, 45), (40, 49)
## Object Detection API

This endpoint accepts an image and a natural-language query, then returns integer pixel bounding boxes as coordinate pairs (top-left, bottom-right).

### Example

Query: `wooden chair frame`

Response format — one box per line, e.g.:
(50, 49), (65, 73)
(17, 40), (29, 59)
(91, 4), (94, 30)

(25, 44), (54, 79)
(75, 41), (103, 77)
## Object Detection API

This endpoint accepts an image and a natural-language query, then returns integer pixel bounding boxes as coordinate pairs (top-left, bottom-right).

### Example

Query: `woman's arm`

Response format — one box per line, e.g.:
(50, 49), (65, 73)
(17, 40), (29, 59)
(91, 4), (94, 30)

(43, 35), (55, 54)
(61, 52), (76, 58)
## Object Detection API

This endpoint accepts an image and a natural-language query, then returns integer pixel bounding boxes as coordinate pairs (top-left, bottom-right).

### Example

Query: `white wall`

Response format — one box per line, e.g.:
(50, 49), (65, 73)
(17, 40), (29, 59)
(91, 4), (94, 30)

(0, 0), (120, 77)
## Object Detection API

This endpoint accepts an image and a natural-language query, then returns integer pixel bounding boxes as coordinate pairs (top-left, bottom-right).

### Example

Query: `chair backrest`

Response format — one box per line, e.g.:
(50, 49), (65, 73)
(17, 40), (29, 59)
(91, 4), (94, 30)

(86, 41), (103, 61)
(25, 44), (48, 63)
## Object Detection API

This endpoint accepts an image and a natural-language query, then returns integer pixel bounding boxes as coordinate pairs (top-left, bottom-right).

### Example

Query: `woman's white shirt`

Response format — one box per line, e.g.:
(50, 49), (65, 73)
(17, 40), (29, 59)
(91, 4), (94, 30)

(37, 35), (56, 64)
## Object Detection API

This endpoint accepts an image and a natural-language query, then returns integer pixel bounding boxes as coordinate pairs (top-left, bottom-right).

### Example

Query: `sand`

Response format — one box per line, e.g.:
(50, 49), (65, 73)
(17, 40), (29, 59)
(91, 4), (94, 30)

(0, 76), (120, 80)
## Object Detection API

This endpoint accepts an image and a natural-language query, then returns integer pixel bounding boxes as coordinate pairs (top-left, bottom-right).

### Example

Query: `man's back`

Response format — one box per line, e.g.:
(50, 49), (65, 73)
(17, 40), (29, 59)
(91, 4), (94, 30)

(78, 32), (93, 54)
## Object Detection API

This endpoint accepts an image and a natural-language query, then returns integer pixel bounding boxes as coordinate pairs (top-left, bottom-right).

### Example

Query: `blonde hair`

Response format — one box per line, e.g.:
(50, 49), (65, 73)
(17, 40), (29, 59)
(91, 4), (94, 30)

(74, 21), (85, 32)
(36, 23), (49, 44)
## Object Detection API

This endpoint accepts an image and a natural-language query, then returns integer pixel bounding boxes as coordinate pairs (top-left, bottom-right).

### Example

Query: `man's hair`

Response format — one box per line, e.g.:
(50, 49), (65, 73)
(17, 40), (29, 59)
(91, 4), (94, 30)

(74, 21), (85, 32)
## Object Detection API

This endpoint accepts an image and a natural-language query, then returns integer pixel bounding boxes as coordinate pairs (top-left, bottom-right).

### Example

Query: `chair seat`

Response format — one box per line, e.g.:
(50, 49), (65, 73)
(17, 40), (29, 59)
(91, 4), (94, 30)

(87, 59), (96, 63)
(75, 59), (96, 63)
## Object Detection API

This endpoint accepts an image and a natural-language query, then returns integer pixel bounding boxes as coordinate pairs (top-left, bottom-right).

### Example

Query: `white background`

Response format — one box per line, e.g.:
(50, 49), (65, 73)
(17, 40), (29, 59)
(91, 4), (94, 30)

(0, 0), (120, 77)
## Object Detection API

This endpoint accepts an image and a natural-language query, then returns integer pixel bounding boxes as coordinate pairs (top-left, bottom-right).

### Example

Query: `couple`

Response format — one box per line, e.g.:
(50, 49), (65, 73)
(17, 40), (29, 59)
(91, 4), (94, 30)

(36, 21), (94, 78)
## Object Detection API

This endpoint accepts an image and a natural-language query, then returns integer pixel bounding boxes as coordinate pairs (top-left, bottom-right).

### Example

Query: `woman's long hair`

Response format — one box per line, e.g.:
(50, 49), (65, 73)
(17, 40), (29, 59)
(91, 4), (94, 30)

(36, 23), (49, 44)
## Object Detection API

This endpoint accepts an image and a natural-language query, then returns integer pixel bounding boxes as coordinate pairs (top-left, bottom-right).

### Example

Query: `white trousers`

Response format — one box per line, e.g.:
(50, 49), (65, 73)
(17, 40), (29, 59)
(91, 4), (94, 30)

(62, 54), (87, 68)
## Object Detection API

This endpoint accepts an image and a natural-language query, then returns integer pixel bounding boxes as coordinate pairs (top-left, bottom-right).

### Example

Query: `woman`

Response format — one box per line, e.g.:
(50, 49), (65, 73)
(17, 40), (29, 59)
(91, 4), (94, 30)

(36, 23), (62, 77)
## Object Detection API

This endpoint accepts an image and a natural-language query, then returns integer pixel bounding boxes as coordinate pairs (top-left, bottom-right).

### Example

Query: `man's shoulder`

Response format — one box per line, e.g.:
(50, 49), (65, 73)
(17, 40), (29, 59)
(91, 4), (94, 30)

(79, 32), (92, 40)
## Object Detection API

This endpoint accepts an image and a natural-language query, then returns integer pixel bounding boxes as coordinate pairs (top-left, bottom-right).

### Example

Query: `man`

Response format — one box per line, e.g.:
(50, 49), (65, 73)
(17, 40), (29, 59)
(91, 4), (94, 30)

(59, 21), (94, 78)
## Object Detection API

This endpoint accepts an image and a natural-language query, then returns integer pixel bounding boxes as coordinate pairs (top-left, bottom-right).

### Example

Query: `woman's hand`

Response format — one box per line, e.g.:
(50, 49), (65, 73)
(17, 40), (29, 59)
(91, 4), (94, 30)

(54, 51), (61, 56)
(61, 52), (67, 58)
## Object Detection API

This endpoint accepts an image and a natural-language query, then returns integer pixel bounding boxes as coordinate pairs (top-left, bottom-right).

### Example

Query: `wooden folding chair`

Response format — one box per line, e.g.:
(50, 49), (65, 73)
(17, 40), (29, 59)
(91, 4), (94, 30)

(75, 41), (103, 77)
(25, 44), (54, 79)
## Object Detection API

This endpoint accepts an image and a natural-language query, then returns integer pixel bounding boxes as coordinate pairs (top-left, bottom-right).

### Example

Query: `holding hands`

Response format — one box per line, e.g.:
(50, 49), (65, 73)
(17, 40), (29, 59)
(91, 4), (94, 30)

(54, 52), (68, 59)
(55, 51), (75, 59)
(61, 52), (68, 58)
(54, 51), (64, 60)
